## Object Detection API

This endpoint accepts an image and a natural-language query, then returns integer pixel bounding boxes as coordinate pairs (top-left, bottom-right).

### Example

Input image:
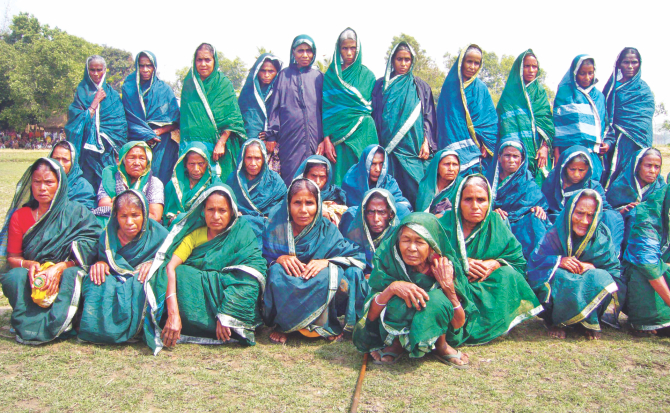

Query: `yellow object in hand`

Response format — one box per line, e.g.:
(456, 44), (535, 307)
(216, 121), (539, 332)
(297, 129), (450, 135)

(31, 262), (58, 309)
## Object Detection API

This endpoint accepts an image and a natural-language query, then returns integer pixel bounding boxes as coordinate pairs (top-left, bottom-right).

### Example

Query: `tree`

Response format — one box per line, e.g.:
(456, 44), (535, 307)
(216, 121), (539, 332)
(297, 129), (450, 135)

(100, 45), (133, 92)
(386, 34), (446, 101)
(217, 52), (248, 92)
(255, 46), (273, 60)
(316, 56), (331, 73)
(168, 66), (190, 99)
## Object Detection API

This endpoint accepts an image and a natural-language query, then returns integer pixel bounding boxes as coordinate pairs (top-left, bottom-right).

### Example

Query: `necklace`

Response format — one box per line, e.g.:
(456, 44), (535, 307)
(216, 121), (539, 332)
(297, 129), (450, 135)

(32, 208), (41, 221)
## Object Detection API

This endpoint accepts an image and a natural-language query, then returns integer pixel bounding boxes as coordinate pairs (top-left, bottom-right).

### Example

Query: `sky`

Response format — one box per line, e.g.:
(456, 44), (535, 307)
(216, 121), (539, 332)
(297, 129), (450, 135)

(2, 0), (668, 124)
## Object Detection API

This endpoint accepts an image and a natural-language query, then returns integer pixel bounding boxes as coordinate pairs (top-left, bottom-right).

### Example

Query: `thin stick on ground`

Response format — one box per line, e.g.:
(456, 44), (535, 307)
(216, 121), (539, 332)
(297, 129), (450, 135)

(349, 352), (369, 413)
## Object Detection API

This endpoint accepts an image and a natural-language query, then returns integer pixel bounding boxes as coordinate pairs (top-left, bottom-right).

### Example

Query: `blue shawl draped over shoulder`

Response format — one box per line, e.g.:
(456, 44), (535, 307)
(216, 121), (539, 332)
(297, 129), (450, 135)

(49, 141), (96, 210)
(238, 54), (283, 139)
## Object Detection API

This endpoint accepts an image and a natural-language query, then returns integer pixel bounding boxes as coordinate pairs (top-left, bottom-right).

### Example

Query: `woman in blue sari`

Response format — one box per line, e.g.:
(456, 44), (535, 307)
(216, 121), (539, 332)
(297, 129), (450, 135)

(553, 55), (608, 180)
(78, 190), (167, 344)
(542, 145), (624, 256)
(226, 138), (287, 237)
(49, 141), (96, 210)
(437, 45), (498, 176)
(122, 51), (180, 185)
(263, 178), (366, 344)
(415, 150), (462, 216)
(602, 47), (655, 187)
(528, 189), (620, 340)
(487, 139), (550, 259)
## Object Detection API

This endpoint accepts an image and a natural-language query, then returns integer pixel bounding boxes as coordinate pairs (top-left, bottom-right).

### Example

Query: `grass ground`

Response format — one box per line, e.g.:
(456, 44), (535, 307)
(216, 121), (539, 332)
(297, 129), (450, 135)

(1, 149), (670, 412)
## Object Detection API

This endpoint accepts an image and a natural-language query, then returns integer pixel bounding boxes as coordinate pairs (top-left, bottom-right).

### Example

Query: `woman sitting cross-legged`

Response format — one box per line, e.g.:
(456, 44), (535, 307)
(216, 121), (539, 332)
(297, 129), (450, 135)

(78, 190), (167, 344)
(144, 185), (267, 354)
(527, 189), (621, 340)
(352, 212), (474, 368)
(263, 178), (367, 344)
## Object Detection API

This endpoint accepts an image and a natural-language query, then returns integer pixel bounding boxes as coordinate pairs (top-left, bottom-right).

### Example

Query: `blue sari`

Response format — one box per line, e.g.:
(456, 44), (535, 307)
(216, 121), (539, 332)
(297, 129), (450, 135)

(238, 53), (283, 139)
(293, 155), (347, 204)
(122, 51), (181, 185)
(487, 138), (550, 259)
(226, 139), (287, 238)
(553, 54), (608, 181)
(262, 178), (367, 336)
(49, 141), (96, 210)
(437, 45), (498, 176)
(341, 144), (412, 219)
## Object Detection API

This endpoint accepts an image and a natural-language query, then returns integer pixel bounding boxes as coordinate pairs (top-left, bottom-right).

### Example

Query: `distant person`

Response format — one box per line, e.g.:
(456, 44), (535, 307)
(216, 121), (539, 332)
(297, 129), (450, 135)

(65, 55), (128, 191)
(122, 51), (180, 185)
(265, 35), (323, 186)
(416, 150), (462, 216)
(49, 141), (97, 210)
(180, 43), (246, 181)
(371, 42), (435, 206)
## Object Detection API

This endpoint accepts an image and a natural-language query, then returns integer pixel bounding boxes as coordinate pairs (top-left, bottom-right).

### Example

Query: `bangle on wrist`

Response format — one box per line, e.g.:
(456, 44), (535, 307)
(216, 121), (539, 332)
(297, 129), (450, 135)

(166, 293), (176, 300)
(20, 260), (23, 268)
(452, 302), (462, 311)
(374, 294), (387, 307)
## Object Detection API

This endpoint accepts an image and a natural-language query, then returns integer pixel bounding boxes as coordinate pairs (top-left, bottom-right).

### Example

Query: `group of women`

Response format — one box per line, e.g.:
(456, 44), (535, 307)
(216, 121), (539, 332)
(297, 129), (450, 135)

(0, 29), (665, 370)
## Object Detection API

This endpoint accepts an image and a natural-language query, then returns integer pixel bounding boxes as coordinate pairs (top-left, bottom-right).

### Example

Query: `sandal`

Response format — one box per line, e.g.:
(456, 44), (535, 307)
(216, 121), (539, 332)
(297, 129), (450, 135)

(372, 350), (402, 365)
(433, 350), (470, 370)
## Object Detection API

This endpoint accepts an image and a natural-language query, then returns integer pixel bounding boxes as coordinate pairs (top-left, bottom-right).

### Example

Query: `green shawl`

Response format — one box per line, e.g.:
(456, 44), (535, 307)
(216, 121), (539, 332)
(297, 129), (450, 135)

(101, 141), (153, 198)
(415, 150), (463, 213)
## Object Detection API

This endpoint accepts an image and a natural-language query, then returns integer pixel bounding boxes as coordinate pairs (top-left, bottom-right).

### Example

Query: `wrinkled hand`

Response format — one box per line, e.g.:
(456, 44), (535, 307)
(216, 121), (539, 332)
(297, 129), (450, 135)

(580, 262), (596, 273)
(258, 131), (267, 139)
(494, 208), (508, 220)
(25, 260), (41, 286)
(136, 261), (153, 283)
(620, 202), (639, 215)
(467, 259), (500, 282)
(599, 142), (610, 155)
(161, 313), (182, 348)
(559, 256), (583, 274)
(531, 206), (547, 220)
(90, 261), (110, 285)
(390, 281), (429, 311)
(89, 89), (107, 112)
(317, 137), (337, 164)
(38, 263), (66, 296)
(264, 140), (276, 153)
(419, 139), (430, 160)
(277, 255), (306, 277)
(303, 259), (329, 280)
(536, 145), (549, 169)
(431, 256), (455, 295)
(216, 319), (232, 341)
(212, 137), (227, 161)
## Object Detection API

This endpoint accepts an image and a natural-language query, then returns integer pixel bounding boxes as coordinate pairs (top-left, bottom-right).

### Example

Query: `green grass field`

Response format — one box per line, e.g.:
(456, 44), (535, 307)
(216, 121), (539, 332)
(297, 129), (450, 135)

(1, 149), (670, 412)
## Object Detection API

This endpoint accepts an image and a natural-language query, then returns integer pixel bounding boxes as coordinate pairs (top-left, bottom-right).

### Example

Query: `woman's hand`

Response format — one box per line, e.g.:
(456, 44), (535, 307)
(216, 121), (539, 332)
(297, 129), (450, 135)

(431, 256), (456, 296)
(531, 206), (547, 220)
(599, 142), (610, 155)
(161, 312), (182, 348)
(212, 136), (227, 161)
(467, 259), (500, 282)
(89, 261), (110, 285)
(89, 89), (107, 113)
(24, 260), (41, 285)
(39, 263), (67, 296)
(419, 139), (430, 160)
(536, 144), (549, 169)
(480, 144), (488, 158)
(390, 281), (429, 311)
(559, 256), (582, 274)
(216, 319), (232, 341)
(302, 259), (329, 280)
(136, 261), (153, 283)
(620, 202), (639, 215)
(317, 137), (337, 164)
(494, 208), (508, 220)
(277, 255), (305, 277)
(579, 262), (596, 273)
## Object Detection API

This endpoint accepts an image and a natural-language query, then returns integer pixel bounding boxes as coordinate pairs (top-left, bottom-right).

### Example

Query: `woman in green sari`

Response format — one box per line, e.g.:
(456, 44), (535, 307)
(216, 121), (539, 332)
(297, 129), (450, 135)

(439, 175), (542, 344)
(353, 213), (474, 367)
(0, 158), (101, 344)
(78, 190), (167, 344)
(180, 43), (247, 180)
(144, 184), (266, 354)
(163, 142), (217, 228)
(415, 150), (462, 216)
(319, 28), (378, 185)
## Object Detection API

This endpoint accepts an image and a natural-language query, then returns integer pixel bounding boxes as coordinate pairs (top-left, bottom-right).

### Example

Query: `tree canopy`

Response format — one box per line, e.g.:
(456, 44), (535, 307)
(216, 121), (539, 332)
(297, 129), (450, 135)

(386, 34), (446, 101)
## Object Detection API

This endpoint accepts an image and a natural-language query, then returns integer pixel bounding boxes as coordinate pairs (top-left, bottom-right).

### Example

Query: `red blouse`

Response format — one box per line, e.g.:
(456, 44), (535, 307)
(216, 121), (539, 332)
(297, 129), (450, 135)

(7, 207), (36, 255)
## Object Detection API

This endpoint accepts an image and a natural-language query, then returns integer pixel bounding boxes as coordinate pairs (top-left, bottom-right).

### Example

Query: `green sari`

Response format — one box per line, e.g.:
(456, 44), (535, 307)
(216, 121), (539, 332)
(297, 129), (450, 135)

(144, 184), (267, 355)
(0, 158), (102, 344)
(439, 175), (542, 344)
(180, 44), (247, 181)
(353, 213), (476, 357)
(78, 190), (168, 344)
(100, 141), (154, 198)
(415, 150), (462, 214)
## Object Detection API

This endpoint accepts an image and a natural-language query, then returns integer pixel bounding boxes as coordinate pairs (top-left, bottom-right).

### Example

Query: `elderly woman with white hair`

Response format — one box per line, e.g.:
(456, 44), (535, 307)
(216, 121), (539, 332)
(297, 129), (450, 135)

(64, 55), (128, 190)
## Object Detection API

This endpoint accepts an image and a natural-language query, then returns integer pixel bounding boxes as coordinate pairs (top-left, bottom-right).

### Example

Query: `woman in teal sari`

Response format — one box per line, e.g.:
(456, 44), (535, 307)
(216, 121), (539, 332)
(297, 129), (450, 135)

(439, 175), (542, 344)
(180, 43), (247, 180)
(144, 185), (267, 354)
(353, 213), (474, 367)
(528, 190), (620, 340)
(263, 178), (366, 344)
(497, 50), (555, 186)
(371, 42), (436, 206)
(416, 150), (462, 216)
(49, 141), (96, 210)
(0, 158), (101, 344)
(319, 28), (378, 185)
(163, 142), (217, 228)
(78, 190), (167, 344)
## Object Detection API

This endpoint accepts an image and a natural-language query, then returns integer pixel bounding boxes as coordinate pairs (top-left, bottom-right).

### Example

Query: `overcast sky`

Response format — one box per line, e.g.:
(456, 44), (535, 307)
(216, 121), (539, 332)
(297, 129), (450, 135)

(3, 0), (667, 123)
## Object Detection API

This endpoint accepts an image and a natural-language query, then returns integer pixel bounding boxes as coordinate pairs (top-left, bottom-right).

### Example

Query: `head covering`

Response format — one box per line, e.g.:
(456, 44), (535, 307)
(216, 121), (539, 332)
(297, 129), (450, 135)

(238, 53), (283, 139)
(101, 141), (153, 199)
(497, 49), (555, 184)
(49, 141), (96, 210)
(436, 45), (498, 174)
(415, 149), (462, 213)
(293, 155), (346, 204)
(607, 148), (666, 209)
(290, 35), (317, 71)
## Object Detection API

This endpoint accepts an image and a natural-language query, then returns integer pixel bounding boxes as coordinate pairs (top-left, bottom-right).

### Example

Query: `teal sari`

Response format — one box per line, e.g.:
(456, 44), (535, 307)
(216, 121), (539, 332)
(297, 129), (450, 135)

(415, 150), (462, 214)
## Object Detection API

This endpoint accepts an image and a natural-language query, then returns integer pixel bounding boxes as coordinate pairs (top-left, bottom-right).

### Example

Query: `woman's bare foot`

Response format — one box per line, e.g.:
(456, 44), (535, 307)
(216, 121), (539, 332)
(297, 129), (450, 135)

(632, 329), (657, 338)
(327, 333), (344, 342)
(370, 339), (404, 363)
(269, 331), (287, 344)
(434, 335), (469, 367)
(583, 329), (601, 340)
(548, 326), (566, 339)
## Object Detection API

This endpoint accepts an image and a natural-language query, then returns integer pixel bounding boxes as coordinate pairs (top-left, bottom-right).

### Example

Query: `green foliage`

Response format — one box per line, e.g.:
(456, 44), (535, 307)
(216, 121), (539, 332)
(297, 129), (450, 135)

(168, 66), (190, 99)
(217, 52), (248, 92)
(255, 46), (273, 60)
(316, 57), (331, 73)
(100, 45), (133, 92)
(386, 33), (446, 102)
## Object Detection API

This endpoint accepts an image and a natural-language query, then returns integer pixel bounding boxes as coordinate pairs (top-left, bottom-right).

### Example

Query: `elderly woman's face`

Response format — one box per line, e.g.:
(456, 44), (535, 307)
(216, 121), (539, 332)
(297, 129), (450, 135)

(88, 61), (105, 84)
(499, 146), (523, 176)
(258, 61), (278, 85)
(438, 155), (460, 183)
(460, 184), (489, 225)
(244, 145), (264, 179)
(576, 62), (595, 89)
(124, 147), (148, 180)
(293, 43), (314, 68)
(365, 197), (392, 236)
(290, 188), (318, 229)
(461, 50), (482, 81)
(51, 146), (72, 174)
(185, 152), (207, 182)
(392, 50), (412, 75)
(398, 226), (432, 268)
(196, 50), (215, 80)
(637, 153), (662, 186)
(138, 55), (155, 82)
(31, 166), (59, 206)
(117, 203), (143, 241)
(571, 196), (597, 237)
(522, 55), (539, 84)
(369, 151), (385, 184)
(619, 52), (640, 82)
(564, 159), (589, 185)
(305, 165), (328, 190)
(204, 193), (232, 232)
(340, 39), (357, 68)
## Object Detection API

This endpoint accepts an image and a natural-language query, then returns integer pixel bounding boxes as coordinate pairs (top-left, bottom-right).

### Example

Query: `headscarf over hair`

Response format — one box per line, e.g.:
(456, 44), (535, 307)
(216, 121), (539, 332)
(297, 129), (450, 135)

(415, 149), (462, 213)
(49, 141), (96, 210)
(101, 141), (154, 199)
(238, 53), (283, 140)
